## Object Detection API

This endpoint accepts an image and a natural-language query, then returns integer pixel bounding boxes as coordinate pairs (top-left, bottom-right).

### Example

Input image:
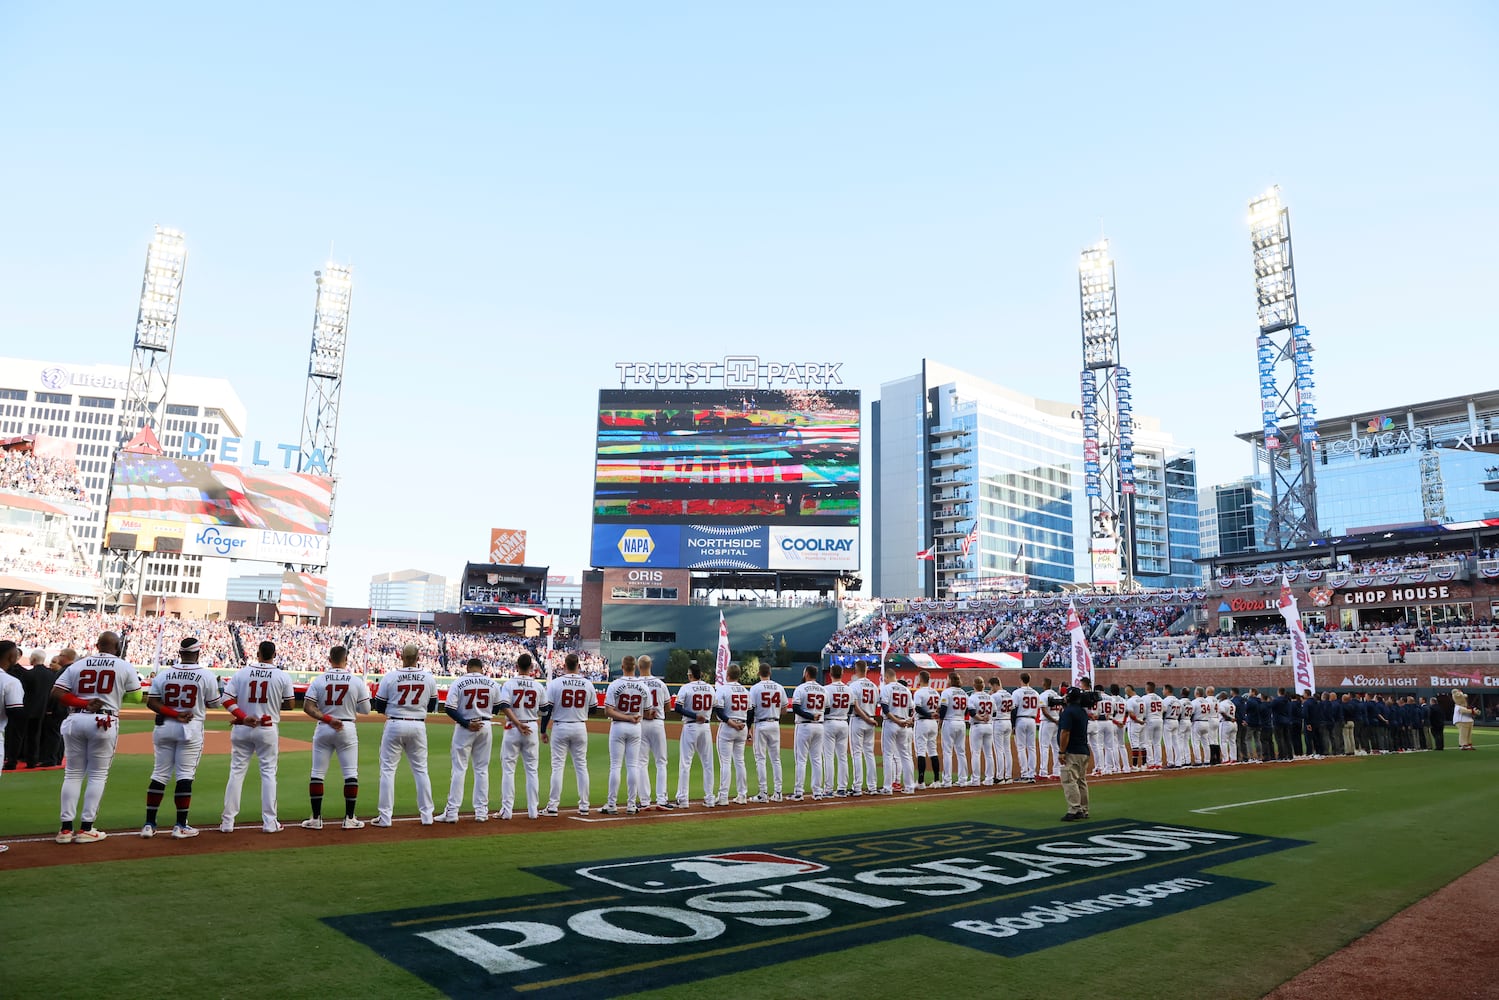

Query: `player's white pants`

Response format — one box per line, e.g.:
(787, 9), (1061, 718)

(849, 719), (878, 792)
(150, 719), (204, 783)
(1191, 721), (1213, 763)
(716, 723), (749, 800)
(223, 725), (281, 830)
(58, 712), (120, 825)
(1088, 721), (1106, 772)
(913, 719), (939, 761)
(500, 726), (540, 817)
(311, 721), (359, 780)
(1038, 720), (1060, 778)
(607, 722), (644, 808)
(1014, 719), (1037, 779)
(969, 722), (994, 782)
(1110, 724), (1130, 773)
(547, 722), (590, 811)
(1143, 720), (1163, 768)
(377, 721), (434, 824)
(752, 722), (784, 796)
(639, 720), (669, 806)
(941, 721), (969, 784)
(677, 722), (715, 806)
(1219, 721), (1239, 763)
(995, 722), (1013, 781)
(1126, 723), (1143, 761)
(445, 721), (494, 818)
(1173, 720), (1191, 766)
(881, 720), (914, 792)
(792, 722), (825, 797)
(821, 718), (849, 793)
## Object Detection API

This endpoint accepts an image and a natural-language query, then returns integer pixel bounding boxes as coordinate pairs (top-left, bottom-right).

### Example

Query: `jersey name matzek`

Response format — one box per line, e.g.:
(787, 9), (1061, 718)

(324, 820), (1306, 998)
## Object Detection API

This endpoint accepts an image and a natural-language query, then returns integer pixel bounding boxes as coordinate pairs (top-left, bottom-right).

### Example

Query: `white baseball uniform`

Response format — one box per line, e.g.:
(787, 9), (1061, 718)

(443, 672), (501, 820)
(713, 680), (750, 802)
(847, 675), (881, 793)
(966, 688), (996, 784)
(1038, 688), (1063, 778)
(1190, 696), (1213, 764)
(1012, 684), (1040, 780)
(604, 675), (648, 809)
(54, 652), (141, 828)
(304, 669), (372, 786)
(912, 687), (940, 778)
(748, 678), (787, 799)
(1162, 694), (1183, 767)
(1109, 693), (1130, 773)
(497, 673), (549, 819)
(879, 681), (915, 793)
(544, 672), (594, 811)
(1218, 696), (1238, 764)
(637, 673), (671, 807)
(0, 672), (22, 775)
(821, 679), (852, 795)
(221, 662), (296, 831)
(790, 680), (827, 799)
(675, 678), (717, 807)
(938, 684), (970, 785)
(1142, 691), (1165, 769)
(993, 689), (1015, 782)
(375, 667), (438, 825)
(147, 665), (224, 787)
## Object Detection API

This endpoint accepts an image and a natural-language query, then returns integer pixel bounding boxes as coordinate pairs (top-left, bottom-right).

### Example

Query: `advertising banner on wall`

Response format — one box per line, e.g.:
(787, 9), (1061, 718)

(590, 522), (859, 571)
(489, 528), (528, 565)
(767, 526), (859, 570)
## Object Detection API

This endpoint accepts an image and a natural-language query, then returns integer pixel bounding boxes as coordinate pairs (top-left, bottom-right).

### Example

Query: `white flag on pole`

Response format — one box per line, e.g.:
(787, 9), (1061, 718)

(1277, 573), (1317, 695)
(879, 619), (890, 667)
(1066, 598), (1094, 688)
(715, 611), (731, 686)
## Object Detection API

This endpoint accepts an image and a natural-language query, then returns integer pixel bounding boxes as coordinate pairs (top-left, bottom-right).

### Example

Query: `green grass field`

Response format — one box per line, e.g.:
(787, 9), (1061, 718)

(2, 723), (1495, 1000)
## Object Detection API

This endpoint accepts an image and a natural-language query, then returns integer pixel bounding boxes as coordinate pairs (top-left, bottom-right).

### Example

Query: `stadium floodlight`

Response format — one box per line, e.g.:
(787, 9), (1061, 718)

(1078, 240), (1119, 370)
(133, 226), (187, 352)
(1248, 186), (1297, 334)
(308, 264), (353, 379)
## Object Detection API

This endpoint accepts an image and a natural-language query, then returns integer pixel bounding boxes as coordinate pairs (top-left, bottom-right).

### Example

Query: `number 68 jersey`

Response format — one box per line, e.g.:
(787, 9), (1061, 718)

(546, 673), (596, 725)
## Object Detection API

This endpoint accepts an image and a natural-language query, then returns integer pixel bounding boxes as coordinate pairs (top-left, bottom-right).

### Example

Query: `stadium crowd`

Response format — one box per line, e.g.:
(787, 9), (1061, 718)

(0, 449), (87, 502)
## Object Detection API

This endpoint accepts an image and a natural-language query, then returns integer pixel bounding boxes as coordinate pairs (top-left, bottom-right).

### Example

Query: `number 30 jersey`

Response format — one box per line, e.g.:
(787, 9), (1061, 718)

(148, 666), (225, 723)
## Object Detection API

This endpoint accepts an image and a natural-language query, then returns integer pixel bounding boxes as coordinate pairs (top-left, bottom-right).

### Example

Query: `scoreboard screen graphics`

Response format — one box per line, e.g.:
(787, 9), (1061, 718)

(593, 388), (860, 525)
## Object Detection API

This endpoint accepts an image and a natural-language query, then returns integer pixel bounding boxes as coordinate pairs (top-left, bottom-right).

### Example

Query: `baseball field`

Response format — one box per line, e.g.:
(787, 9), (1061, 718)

(1, 718), (1495, 1000)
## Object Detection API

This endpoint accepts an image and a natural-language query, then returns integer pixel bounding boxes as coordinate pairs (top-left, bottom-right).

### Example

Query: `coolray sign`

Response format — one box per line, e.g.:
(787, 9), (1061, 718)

(325, 820), (1305, 998)
(613, 357), (844, 390)
(181, 431), (328, 474)
(768, 526), (859, 570)
(682, 524), (768, 570)
(1342, 585), (1452, 605)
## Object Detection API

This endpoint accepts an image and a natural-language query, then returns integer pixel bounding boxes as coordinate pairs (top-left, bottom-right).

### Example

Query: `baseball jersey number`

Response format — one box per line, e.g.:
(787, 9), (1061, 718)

(560, 689), (590, 709)
(515, 689), (538, 711)
(691, 693), (713, 712)
(245, 679), (271, 703)
(396, 683), (425, 706)
(162, 683), (198, 709)
(807, 693), (825, 711)
(891, 691), (909, 708)
(1022, 694), (1038, 710)
(324, 683), (349, 706)
(832, 693), (850, 709)
(731, 693), (749, 712)
(759, 692), (780, 708)
(77, 669), (115, 696)
(618, 694), (643, 713)
(462, 688), (490, 710)
(951, 695), (967, 712)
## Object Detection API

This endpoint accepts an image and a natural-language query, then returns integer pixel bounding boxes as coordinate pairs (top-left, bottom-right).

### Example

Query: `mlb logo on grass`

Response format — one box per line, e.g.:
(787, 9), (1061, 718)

(577, 851), (827, 894)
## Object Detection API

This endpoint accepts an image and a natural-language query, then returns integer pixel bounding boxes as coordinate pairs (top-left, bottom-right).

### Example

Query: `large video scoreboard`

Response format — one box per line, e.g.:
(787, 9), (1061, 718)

(590, 388), (860, 571)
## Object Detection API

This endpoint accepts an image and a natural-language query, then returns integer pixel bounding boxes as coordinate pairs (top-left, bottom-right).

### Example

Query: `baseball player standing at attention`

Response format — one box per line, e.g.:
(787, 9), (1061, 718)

(846, 664), (880, 795)
(1012, 673), (1041, 783)
(1217, 690), (1239, 765)
(0, 644), (18, 852)
(937, 672), (969, 787)
(51, 631), (141, 844)
(496, 653), (550, 821)
(789, 665), (826, 801)
(1161, 684), (1182, 768)
(142, 637), (233, 839)
(1088, 682), (1109, 776)
(372, 643), (438, 827)
(1108, 683), (1131, 774)
(300, 645), (371, 830)
(878, 672), (915, 794)
(1142, 681), (1165, 770)
(540, 653), (594, 816)
(440, 657), (501, 823)
(966, 678), (995, 786)
(993, 679), (1015, 783)
(220, 641), (296, 834)
(713, 663), (750, 805)
(635, 655), (674, 811)
(673, 663), (716, 808)
(1037, 678), (1063, 780)
(820, 665), (852, 797)
(911, 671), (940, 788)
(1189, 687), (1213, 766)
(1124, 685), (1145, 771)
(601, 659), (647, 815)
(748, 663), (788, 802)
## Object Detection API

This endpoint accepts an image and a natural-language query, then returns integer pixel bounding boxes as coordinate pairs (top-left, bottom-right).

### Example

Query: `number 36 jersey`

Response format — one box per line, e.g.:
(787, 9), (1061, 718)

(148, 666), (225, 723)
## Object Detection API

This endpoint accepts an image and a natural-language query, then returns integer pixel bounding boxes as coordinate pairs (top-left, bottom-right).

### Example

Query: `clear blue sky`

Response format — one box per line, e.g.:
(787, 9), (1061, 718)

(2, 3), (1495, 605)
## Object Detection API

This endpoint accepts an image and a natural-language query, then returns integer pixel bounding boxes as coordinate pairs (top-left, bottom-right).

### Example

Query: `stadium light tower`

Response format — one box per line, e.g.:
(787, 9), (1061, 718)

(1248, 186), (1320, 550)
(100, 226), (187, 608)
(298, 262), (352, 521)
(1078, 239), (1135, 590)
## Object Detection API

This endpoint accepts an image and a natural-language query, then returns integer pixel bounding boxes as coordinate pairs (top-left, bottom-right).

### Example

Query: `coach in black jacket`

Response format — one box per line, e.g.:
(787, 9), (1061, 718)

(1428, 697), (1445, 750)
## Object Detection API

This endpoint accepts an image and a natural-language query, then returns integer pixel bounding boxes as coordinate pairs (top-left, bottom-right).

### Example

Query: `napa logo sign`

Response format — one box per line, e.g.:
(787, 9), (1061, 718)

(590, 525), (679, 568)
(324, 820), (1306, 998)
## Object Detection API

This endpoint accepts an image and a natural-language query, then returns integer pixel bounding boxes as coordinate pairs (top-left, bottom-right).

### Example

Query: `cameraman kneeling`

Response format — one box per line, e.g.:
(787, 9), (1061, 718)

(1058, 687), (1092, 822)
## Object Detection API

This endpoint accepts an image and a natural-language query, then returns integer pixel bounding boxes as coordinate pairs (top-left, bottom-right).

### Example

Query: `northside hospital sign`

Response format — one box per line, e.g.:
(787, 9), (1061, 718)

(614, 357), (845, 389)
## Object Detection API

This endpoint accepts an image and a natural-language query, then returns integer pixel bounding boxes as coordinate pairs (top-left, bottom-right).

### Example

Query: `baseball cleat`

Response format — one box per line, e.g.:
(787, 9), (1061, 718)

(577, 806), (589, 816)
(528, 810), (539, 820)
(498, 810), (512, 821)
(300, 818), (323, 830)
(75, 829), (108, 844)
(812, 793), (824, 801)
(851, 789), (863, 797)
(675, 799), (690, 810)
(219, 822), (235, 833)
(752, 793), (769, 803)
(704, 798), (716, 808)
(264, 822), (284, 834)
(661, 801), (676, 810)
(342, 818), (366, 830)
(140, 824), (156, 839)
(770, 793), (783, 802)
(734, 794), (748, 805)
(0, 844), (7, 853)
(626, 806), (638, 816)
(599, 805), (618, 816)
(56, 829), (75, 844)
(171, 825), (199, 840)
(790, 793), (804, 802)
(437, 814), (458, 823)
(542, 806), (559, 817)
(371, 817), (392, 828)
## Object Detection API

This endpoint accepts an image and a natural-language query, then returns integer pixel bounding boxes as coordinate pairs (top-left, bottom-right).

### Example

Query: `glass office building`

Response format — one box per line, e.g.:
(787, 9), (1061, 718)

(872, 361), (1200, 597)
